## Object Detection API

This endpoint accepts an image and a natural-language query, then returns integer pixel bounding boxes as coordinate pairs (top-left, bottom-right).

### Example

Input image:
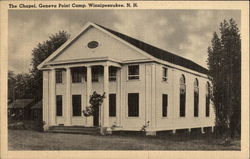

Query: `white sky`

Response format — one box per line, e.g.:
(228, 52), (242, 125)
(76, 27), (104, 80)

(8, 10), (240, 73)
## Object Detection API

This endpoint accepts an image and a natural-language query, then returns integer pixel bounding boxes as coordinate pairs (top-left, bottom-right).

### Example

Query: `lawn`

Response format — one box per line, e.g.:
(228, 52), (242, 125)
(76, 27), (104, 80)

(8, 129), (240, 150)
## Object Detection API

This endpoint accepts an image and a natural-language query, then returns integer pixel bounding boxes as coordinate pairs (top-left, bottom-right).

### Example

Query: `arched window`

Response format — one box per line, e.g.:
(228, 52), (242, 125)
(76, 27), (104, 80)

(180, 74), (186, 117)
(194, 78), (199, 117)
(206, 82), (211, 117)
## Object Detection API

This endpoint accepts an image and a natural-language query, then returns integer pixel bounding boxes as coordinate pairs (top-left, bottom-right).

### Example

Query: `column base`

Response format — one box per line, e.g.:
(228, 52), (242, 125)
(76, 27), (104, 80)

(201, 127), (205, 134)
(211, 126), (214, 133)
(146, 131), (156, 136)
(43, 125), (49, 131)
(172, 129), (176, 134)
(100, 127), (112, 135)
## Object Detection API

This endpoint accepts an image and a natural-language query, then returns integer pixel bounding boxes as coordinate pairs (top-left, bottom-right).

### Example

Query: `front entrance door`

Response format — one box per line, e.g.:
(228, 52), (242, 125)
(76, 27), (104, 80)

(93, 106), (99, 126)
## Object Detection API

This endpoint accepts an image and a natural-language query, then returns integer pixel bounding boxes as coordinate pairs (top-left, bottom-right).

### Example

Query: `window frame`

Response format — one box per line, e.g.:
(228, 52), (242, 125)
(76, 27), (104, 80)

(128, 93), (139, 117)
(180, 74), (186, 117)
(162, 94), (168, 117)
(92, 68), (99, 82)
(109, 94), (116, 117)
(162, 67), (168, 82)
(109, 67), (117, 81)
(206, 82), (210, 117)
(194, 78), (199, 117)
(56, 95), (63, 116)
(72, 95), (82, 116)
(56, 70), (63, 84)
(128, 65), (140, 80)
(71, 69), (82, 83)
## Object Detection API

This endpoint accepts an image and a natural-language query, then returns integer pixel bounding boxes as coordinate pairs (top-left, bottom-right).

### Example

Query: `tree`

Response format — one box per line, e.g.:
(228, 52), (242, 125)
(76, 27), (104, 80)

(8, 70), (16, 101)
(82, 91), (105, 117)
(207, 19), (241, 138)
(30, 31), (70, 101)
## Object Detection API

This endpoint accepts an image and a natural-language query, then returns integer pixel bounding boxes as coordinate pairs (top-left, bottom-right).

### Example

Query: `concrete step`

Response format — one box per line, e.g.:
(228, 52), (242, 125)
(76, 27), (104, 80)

(48, 126), (100, 135)
(49, 126), (99, 130)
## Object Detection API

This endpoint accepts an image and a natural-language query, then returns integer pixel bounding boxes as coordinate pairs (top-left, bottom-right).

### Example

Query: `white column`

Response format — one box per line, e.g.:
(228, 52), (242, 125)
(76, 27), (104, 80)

(65, 67), (72, 126)
(116, 68), (121, 126)
(49, 68), (56, 125)
(86, 66), (92, 126)
(86, 66), (92, 104)
(145, 64), (151, 125)
(151, 64), (156, 129)
(103, 64), (109, 127)
(119, 67), (124, 127)
(43, 71), (49, 130)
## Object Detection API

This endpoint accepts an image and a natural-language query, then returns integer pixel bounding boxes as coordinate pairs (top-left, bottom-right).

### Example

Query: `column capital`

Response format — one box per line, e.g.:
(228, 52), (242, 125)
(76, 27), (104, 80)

(65, 66), (71, 70)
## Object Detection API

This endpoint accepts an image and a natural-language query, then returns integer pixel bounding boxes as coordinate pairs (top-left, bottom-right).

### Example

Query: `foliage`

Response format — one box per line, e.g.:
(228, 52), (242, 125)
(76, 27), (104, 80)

(82, 91), (106, 117)
(8, 31), (70, 101)
(8, 71), (35, 99)
(207, 19), (241, 138)
(111, 122), (118, 130)
(8, 71), (16, 101)
(140, 121), (150, 132)
(30, 30), (70, 100)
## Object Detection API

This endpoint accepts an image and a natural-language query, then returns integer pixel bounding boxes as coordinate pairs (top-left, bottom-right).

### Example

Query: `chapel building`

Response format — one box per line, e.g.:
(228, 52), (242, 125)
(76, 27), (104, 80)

(38, 22), (215, 135)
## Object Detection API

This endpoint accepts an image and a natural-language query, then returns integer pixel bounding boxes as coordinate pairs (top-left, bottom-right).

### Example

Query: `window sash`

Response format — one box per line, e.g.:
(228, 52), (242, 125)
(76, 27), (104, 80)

(180, 90), (186, 117)
(162, 94), (168, 117)
(194, 91), (199, 117)
(206, 95), (210, 117)
(72, 71), (82, 83)
(109, 68), (117, 81)
(109, 94), (116, 117)
(128, 65), (139, 80)
(56, 70), (62, 83)
(92, 74), (99, 82)
(109, 75), (116, 81)
(128, 93), (139, 117)
(162, 67), (168, 81)
(56, 95), (62, 116)
(72, 95), (81, 116)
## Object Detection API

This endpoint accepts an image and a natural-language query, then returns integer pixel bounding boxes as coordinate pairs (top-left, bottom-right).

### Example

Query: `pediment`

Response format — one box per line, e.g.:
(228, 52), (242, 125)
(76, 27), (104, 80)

(48, 25), (150, 64)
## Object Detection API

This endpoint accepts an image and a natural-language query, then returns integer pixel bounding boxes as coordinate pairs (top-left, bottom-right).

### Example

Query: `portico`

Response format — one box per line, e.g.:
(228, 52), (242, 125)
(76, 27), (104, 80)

(42, 60), (121, 133)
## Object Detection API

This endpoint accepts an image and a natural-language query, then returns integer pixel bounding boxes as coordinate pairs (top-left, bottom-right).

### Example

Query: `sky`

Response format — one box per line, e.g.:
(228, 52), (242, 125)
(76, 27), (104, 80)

(8, 9), (240, 73)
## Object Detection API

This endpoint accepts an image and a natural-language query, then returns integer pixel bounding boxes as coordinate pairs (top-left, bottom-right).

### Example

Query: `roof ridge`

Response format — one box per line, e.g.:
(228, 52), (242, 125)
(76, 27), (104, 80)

(95, 23), (208, 74)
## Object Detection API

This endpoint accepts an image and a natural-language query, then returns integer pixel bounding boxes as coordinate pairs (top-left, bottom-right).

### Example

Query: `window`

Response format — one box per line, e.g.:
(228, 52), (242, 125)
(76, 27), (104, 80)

(87, 41), (99, 49)
(128, 65), (139, 80)
(56, 95), (62, 116)
(56, 70), (62, 83)
(109, 94), (116, 117)
(109, 67), (117, 81)
(162, 94), (168, 117)
(128, 93), (139, 117)
(72, 95), (81, 116)
(194, 78), (199, 117)
(206, 82), (210, 117)
(162, 67), (168, 81)
(92, 68), (99, 82)
(180, 74), (186, 117)
(71, 68), (82, 83)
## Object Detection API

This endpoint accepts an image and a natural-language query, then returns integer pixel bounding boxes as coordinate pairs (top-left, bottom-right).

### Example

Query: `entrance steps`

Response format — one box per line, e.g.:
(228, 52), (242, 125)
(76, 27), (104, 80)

(48, 126), (100, 135)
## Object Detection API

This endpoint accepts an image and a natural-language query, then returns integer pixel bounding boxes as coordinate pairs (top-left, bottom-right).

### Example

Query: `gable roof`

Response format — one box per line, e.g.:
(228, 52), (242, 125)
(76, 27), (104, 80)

(38, 22), (208, 74)
(8, 99), (33, 109)
(96, 24), (208, 74)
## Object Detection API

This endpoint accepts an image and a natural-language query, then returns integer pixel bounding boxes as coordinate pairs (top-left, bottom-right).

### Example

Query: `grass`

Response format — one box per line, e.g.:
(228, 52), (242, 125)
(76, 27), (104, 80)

(8, 129), (240, 150)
